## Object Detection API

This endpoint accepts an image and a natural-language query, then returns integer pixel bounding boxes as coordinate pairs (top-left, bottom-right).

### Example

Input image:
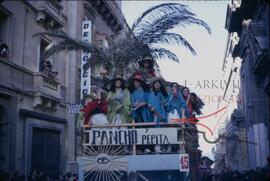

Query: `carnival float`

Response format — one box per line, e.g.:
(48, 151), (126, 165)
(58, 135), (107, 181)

(37, 3), (210, 181)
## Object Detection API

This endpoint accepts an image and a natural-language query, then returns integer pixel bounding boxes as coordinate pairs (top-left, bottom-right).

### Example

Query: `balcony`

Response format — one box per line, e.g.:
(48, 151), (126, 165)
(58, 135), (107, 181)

(0, 57), (62, 110)
(33, 72), (61, 98)
(33, 72), (62, 109)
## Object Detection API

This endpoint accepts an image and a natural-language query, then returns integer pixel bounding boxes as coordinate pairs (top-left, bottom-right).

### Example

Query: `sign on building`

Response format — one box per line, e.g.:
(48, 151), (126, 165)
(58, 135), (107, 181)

(83, 128), (182, 146)
(67, 104), (82, 114)
(179, 154), (189, 172)
(80, 21), (92, 99)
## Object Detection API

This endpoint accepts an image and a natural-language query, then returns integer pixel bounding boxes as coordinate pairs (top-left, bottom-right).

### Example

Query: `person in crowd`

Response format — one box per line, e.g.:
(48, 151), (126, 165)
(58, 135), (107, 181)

(28, 170), (38, 181)
(107, 75), (131, 125)
(148, 77), (168, 124)
(263, 155), (270, 180)
(167, 82), (189, 123)
(129, 74), (151, 123)
(80, 90), (108, 126)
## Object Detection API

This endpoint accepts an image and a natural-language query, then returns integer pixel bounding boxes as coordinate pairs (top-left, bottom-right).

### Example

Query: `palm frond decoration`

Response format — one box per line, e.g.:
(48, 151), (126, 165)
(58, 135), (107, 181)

(150, 48), (179, 62)
(131, 3), (211, 62)
(131, 3), (192, 31)
(35, 2), (211, 81)
(147, 32), (196, 55)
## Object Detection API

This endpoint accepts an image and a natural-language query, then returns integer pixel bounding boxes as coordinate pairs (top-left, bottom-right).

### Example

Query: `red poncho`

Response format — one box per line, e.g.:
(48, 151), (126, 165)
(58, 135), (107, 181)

(81, 99), (108, 125)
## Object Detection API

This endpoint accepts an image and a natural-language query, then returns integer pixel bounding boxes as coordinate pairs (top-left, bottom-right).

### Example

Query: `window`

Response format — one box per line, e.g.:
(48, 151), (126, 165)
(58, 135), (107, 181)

(0, 9), (10, 58)
(32, 128), (60, 176)
(0, 106), (9, 171)
(39, 38), (51, 71)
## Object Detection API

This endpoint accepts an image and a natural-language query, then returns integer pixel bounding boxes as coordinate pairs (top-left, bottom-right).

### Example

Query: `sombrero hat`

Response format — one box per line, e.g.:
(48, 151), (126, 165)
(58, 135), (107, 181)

(150, 76), (166, 87)
(109, 75), (127, 90)
(129, 74), (149, 91)
(138, 56), (154, 68)
(110, 75), (126, 83)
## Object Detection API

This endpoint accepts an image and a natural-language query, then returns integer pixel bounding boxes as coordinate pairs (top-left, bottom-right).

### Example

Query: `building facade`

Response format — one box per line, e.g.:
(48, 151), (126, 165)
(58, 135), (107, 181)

(0, 0), (127, 176)
(219, 0), (270, 170)
(214, 12), (249, 171)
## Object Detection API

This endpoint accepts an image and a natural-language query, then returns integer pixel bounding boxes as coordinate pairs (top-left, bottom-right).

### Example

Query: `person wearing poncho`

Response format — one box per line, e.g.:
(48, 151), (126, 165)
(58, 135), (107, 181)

(148, 77), (168, 124)
(129, 74), (151, 123)
(134, 56), (156, 85)
(80, 91), (108, 126)
(107, 76), (132, 125)
(167, 82), (190, 122)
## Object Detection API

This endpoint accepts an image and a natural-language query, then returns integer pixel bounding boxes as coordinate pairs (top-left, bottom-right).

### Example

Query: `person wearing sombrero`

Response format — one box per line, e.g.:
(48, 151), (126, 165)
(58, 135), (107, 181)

(134, 55), (156, 84)
(148, 76), (168, 124)
(107, 75), (131, 125)
(128, 74), (151, 123)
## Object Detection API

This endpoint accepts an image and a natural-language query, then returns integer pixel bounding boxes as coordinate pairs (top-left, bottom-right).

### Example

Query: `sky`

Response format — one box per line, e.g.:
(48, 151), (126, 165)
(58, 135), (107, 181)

(122, 0), (229, 159)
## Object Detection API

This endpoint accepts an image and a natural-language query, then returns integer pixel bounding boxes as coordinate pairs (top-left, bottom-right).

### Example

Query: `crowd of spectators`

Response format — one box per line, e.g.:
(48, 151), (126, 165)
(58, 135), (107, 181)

(201, 155), (270, 181)
(0, 170), (78, 181)
(202, 168), (270, 181)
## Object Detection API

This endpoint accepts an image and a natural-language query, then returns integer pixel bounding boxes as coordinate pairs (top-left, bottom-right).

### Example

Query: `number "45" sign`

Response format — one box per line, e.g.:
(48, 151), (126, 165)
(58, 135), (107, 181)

(179, 154), (189, 172)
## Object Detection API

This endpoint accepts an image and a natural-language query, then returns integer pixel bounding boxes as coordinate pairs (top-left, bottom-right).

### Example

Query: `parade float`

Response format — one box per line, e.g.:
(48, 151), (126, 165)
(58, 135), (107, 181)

(38, 3), (210, 180)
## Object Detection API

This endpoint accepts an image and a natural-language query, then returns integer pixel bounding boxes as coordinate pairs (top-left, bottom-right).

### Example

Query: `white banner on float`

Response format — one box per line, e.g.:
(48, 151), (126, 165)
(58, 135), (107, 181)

(80, 20), (92, 99)
(83, 128), (182, 146)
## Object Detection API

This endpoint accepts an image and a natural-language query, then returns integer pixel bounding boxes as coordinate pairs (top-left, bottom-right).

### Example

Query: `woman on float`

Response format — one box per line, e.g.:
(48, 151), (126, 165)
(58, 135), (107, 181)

(181, 87), (193, 119)
(129, 74), (151, 123)
(107, 76), (132, 126)
(148, 77), (168, 124)
(167, 82), (190, 123)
